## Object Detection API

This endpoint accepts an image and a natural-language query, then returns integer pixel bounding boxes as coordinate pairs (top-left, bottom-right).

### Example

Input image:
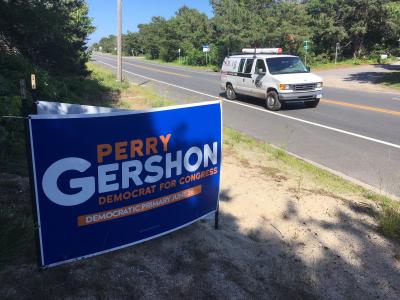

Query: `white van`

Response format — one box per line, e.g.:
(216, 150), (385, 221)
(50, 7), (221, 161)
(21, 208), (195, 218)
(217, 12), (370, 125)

(220, 48), (323, 110)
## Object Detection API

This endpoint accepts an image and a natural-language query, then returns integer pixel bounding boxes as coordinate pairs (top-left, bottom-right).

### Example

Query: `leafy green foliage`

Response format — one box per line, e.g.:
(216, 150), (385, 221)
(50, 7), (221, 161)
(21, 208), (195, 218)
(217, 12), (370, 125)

(0, 1), (95, 173)
(0, 0), (94, 75)
(94, 35), (117, 54)
(94, 0), (400, 68)
(0, 53), (117, 175)
(123, 32), (142, 56)
(306, 0), (400, 62)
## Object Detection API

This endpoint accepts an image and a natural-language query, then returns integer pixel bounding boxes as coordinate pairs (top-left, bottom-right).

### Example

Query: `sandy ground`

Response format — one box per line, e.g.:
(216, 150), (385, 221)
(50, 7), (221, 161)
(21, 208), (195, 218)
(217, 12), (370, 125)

(1, 137), (399, 299)
(316, 62), (400, 93)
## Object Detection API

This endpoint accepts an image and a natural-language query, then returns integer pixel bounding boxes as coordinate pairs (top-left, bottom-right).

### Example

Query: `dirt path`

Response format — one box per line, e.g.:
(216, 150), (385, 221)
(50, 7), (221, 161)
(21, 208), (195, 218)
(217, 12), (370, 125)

(1, 132), (399, 299)
(316, 62), (400, 93)
(219, 143), (400, 299)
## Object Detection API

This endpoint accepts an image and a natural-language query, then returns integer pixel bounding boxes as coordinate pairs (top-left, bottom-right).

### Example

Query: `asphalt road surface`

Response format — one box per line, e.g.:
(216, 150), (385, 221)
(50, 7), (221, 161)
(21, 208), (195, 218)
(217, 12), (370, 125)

(92, 53), (400, 197)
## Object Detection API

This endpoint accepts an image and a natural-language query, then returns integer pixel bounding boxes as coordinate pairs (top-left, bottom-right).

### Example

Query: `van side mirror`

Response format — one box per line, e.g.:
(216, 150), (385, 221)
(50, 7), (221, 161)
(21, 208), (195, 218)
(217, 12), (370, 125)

(257, 68), (266, 75)
(306, 66), (311, 72)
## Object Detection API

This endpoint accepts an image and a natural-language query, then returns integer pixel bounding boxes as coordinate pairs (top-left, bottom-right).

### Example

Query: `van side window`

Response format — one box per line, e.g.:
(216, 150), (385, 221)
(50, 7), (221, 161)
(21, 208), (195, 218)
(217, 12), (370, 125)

(244, 59), (254, 73)
(238, 59), (245, 73)
(256, 59), (266, 73)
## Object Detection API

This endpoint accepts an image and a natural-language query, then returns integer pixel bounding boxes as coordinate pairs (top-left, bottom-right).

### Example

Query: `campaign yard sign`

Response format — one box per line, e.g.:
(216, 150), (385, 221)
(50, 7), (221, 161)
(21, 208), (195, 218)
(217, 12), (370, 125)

(29, 101), (222, 267)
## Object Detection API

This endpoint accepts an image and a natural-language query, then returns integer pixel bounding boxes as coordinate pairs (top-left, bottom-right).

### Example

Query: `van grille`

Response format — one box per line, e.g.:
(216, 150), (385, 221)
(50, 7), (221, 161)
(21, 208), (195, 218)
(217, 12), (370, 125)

(294, 83), (315, 91)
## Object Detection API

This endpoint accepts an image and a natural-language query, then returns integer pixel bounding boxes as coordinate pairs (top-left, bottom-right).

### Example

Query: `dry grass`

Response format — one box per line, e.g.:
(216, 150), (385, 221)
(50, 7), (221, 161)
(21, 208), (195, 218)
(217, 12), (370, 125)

(223, 127), (400, 241)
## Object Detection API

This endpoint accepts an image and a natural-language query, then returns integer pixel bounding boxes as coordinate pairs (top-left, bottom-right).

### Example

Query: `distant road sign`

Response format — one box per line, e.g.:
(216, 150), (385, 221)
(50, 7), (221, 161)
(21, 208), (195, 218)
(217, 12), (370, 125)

(203, 45), (210, 52)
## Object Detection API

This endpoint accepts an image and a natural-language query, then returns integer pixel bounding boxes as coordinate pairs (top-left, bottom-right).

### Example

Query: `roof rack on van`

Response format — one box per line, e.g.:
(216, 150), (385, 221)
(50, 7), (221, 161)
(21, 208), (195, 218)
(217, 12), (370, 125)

(242, 48), (283, 55)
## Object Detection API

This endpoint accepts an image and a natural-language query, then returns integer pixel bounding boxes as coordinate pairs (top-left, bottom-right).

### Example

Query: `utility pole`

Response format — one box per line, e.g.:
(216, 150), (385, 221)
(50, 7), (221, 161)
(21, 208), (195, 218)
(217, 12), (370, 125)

(117, 0), (122, 83)
(335, 42), (340, 65)
(304, 40), (309, 66)
(398, 38), (400, 56)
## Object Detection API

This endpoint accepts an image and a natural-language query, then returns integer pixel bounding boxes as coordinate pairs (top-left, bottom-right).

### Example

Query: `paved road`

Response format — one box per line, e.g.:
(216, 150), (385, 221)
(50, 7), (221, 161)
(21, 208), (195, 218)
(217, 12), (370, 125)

(92, 53), (400, 197)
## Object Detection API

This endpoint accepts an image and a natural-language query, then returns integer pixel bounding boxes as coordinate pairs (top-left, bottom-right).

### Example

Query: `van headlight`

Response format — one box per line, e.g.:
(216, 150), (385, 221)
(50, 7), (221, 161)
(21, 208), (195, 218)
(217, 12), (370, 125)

(316, 82), (323, 88)
(279, 84), (292, 91)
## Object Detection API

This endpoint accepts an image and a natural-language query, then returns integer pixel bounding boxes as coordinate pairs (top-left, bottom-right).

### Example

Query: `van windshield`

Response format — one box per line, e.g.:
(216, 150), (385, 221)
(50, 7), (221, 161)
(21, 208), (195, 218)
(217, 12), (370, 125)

(266, 57), (308, 75)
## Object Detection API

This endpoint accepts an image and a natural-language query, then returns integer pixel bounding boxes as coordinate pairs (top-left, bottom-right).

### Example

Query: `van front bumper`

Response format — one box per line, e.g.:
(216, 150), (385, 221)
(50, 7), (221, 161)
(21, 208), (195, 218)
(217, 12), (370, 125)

(279, 91), (322, 102)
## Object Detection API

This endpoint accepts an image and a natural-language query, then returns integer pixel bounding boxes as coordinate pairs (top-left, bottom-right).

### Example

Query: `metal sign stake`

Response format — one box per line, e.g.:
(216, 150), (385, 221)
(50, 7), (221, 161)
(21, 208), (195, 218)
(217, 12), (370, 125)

(20, 79), (42, 268)
(214, 201), (219, 229)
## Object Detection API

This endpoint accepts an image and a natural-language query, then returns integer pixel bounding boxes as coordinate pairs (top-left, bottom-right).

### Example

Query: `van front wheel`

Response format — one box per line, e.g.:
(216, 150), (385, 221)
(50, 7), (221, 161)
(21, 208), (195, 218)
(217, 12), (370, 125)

(226, 84), (236, 100)
(265, 91), (281, 111)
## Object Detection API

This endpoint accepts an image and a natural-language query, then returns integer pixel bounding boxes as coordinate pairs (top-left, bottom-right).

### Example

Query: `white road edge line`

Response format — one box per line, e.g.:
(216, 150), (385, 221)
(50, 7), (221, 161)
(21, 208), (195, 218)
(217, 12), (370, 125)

(93, 54), (220, 76)
(96, 60), (400, 150)
(125, 57), (220, 76)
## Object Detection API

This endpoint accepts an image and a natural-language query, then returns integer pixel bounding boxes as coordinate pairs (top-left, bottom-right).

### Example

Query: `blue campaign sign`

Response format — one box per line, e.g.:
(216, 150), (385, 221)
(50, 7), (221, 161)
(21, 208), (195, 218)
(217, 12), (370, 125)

(29, 101), (222, 267)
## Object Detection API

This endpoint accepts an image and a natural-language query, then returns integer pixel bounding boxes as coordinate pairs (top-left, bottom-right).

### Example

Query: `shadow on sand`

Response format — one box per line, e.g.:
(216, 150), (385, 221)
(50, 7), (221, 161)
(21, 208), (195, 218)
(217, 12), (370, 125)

(1, 180), (399, 299)
(343, 63), (400, 86)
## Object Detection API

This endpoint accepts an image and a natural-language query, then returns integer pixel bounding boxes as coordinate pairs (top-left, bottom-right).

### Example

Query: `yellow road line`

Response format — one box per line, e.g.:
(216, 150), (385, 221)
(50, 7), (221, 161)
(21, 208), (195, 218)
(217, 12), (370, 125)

(322, 99), (400, 117)
(123, 61), (191, 78)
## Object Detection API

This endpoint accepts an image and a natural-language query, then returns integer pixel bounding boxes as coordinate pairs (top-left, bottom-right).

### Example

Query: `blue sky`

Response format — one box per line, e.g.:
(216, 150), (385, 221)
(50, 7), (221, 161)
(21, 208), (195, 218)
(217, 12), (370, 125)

(87, 0), (213, 45)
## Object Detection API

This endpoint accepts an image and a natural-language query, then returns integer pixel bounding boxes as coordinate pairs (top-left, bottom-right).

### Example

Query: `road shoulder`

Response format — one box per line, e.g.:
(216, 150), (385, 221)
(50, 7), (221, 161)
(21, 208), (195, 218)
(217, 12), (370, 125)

(317, 62), (400, 93)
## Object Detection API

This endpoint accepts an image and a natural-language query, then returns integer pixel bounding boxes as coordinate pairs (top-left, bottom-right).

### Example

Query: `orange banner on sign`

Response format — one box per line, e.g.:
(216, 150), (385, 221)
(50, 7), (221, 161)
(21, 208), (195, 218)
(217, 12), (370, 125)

(77, 185), (202, 227)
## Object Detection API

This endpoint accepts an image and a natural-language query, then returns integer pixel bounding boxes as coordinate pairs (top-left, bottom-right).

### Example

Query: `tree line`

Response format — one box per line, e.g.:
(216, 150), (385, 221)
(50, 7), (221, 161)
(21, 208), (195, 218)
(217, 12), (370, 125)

(92, 0), (400, 66)
(0, 0), (95, 172)
(0, 0), (94, 75)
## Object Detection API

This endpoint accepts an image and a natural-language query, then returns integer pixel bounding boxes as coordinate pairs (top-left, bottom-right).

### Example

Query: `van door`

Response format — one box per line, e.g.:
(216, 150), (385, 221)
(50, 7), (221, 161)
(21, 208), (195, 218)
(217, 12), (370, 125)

(252, 59), (267, 98)
(237, 58), (254, 96)
(233, 58), (246, 94)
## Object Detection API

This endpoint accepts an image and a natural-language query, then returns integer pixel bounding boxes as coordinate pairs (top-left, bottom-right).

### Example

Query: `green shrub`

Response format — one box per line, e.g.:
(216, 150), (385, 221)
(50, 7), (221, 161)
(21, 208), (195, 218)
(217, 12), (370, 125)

(379, 204), (400, 238)
(185, 48), (206, 66)
(159, 46), (178, 62)
(0, 207), (34, 267)
(310, 53), (330, 65)
(0, 53), (118, 175)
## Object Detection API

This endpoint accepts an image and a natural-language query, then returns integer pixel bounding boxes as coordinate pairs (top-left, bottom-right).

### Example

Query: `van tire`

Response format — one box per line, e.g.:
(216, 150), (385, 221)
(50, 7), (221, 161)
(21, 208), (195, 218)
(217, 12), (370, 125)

(305, 98), (320, 108)
(265, 91), (281, 111)
(226, 84), (236, 100)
